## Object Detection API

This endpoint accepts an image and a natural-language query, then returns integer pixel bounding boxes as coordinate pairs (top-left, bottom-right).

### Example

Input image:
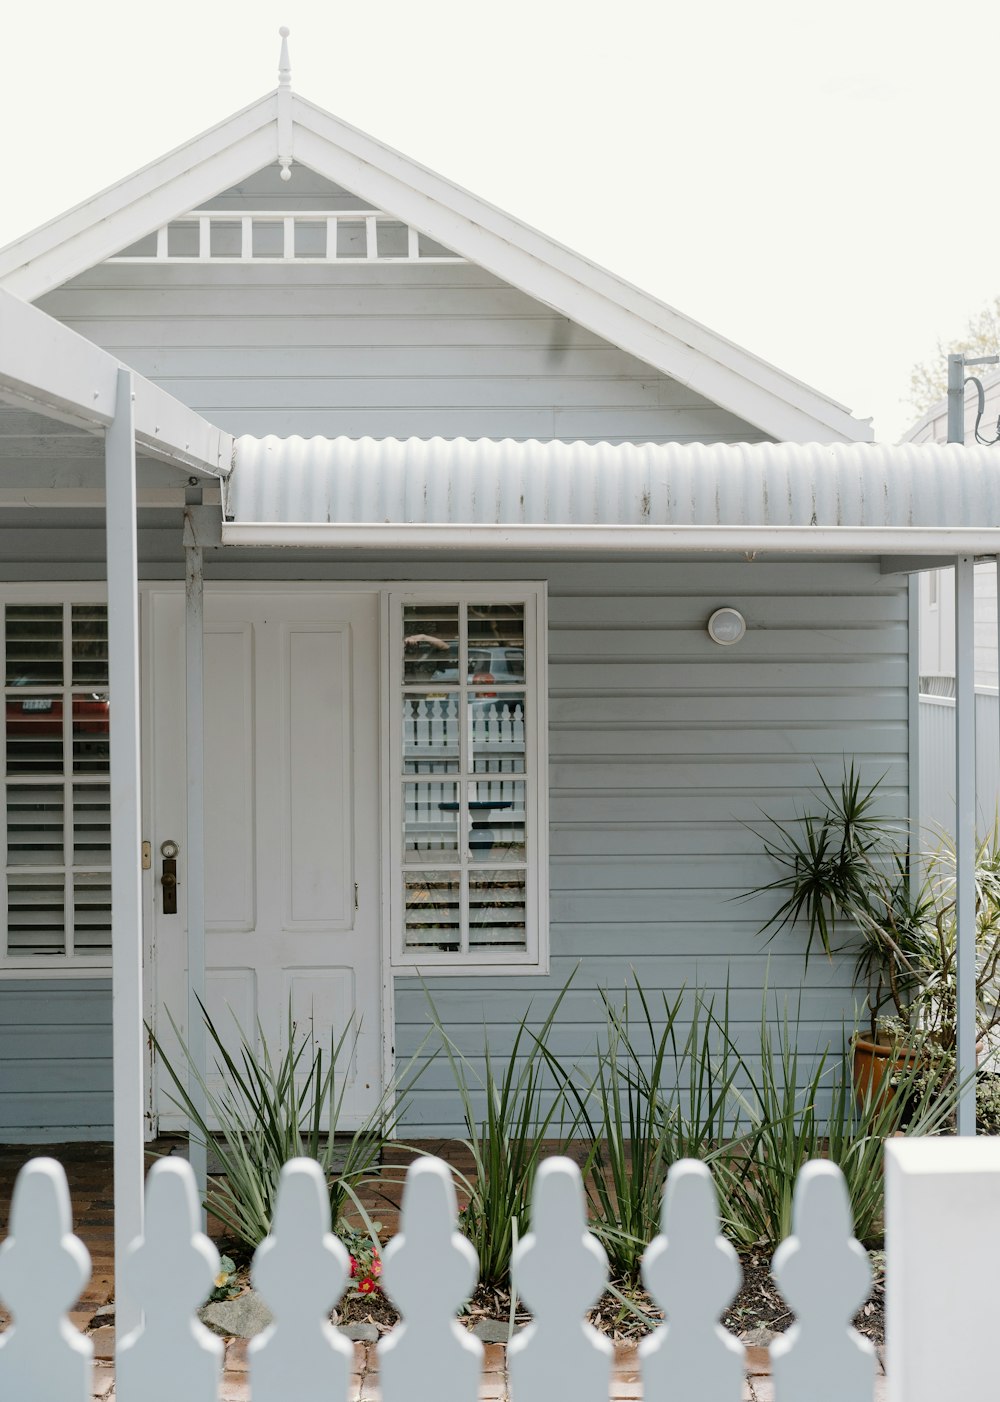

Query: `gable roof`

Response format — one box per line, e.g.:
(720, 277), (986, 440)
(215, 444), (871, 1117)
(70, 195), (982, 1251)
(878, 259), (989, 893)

(0, 86), (872, 445)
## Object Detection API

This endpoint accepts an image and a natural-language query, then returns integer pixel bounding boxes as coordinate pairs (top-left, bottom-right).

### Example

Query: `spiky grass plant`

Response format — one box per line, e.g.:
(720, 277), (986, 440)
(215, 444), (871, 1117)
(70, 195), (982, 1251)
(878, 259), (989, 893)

(152, 999), (421, 1247)
(422, 977), (580, 1288)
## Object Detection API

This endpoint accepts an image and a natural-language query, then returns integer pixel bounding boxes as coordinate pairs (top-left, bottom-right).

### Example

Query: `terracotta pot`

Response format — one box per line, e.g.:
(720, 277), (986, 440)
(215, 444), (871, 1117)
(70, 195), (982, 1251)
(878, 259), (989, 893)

(851, 1036), (921, 1111)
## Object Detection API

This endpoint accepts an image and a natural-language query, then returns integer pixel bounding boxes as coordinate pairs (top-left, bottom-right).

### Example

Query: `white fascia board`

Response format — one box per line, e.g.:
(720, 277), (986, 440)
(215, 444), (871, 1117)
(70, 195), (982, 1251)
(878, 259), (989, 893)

(292, 99), (871, 445)
(0, 289), (232, 476)
(221, 522), (1000, 555)
(0, 98), (278, 303)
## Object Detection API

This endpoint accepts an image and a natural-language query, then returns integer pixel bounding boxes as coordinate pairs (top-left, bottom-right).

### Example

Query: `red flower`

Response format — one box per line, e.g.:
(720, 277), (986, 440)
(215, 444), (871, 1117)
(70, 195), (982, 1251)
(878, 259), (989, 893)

(358, 1277), (379, 1294)
(349, 1255), (358, 1278)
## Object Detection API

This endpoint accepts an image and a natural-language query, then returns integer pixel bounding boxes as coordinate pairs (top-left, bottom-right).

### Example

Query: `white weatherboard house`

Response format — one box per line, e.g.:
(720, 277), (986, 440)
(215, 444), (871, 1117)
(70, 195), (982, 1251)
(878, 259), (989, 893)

(0, 34), (997, 1314)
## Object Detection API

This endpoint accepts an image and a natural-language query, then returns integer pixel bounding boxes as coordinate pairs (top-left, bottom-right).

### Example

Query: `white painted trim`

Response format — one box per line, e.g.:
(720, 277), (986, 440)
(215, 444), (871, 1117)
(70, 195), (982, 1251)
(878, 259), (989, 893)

(106, 368), (144, 1336)
(386, 582), (548, 976)
(222, 521), (1000, 555)
(0, 91), (868, 443)
(378, 588), (396, 1115)
(0, 290), (233, 476)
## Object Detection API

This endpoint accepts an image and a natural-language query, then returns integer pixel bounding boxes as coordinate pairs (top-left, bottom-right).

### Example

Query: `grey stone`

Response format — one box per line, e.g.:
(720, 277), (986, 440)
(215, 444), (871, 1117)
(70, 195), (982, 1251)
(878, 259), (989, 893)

(92, 1303), (115, 1321)
(472, 1319), (519, 1343)
(740, 1327), (779, 1346)
(339, 1322), (379, 1342)
(199, 1290), (274, 1339)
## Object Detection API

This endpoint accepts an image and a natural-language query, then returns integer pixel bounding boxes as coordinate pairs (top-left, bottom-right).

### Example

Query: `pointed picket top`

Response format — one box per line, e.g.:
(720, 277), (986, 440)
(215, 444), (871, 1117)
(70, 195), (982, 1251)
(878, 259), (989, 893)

(117, 1158), (223, 1402)
(0, 1157), (92, 1402)
(378, 1156), (482, 1402)
(508, 1157), (612, 1402)
(250, 1158), (352, 1402)
(770, 1161), (875, 1402)
(640, 1159), (745, 1402)
(277, 26), (293, 179)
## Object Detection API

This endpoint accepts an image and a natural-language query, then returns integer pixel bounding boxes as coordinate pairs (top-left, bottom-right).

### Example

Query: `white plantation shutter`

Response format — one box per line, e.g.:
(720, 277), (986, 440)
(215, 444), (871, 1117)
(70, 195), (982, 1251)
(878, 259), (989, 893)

(391, 586), (547, 972)
(2, 600), (111, 966)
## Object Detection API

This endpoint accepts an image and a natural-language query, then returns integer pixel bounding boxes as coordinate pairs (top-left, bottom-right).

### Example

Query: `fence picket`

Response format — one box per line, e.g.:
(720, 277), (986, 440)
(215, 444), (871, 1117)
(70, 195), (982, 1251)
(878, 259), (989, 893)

(770, 1161), (875, 1402)
(640, 1159), (744, 1402)
(378, 1156), (482, 1402)
(250, 1157), (352, 1402)
(508, 1157), (612, 1402)
(116, 1158), (223, 1402)
(0, 1157), (92, 1402)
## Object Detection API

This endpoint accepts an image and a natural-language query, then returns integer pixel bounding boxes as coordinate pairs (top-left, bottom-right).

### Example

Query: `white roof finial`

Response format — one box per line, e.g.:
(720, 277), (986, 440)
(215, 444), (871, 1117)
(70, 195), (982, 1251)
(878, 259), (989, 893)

(277, 28), (293, 180)
(278, 27), (292, 88)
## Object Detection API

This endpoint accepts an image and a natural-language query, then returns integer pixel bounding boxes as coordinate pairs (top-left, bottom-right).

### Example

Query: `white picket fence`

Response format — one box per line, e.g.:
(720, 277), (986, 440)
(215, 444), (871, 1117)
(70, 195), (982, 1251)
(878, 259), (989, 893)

(0, 1141), (995, 1402)
(919, 688), (1000, 840)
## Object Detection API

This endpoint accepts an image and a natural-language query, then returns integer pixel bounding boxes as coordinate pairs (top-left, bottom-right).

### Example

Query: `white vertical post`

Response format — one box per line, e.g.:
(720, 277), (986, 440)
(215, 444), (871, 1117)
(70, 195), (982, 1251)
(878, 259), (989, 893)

(283, 217), (294, 260)
(326, 217), (337, 261)
(366, 215), (378, 260)
(241, 218), (252, 260)
(955, 553), (977, 1135)
(885, 1138), (1000, 1402)
(908, 574), (921, 885)
(105, 367), (144, 1337)
(407, 226), (419, 260)
(156, 227), (168, 260)
(198, 218), (210, 261)
(183, 510), (208, 1216)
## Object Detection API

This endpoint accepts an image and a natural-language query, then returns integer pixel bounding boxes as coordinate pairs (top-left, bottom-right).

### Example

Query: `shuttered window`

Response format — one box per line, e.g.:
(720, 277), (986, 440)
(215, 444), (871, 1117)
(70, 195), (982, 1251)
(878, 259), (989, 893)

(390, 586), (548, 972)
(2, 600), (111, 967)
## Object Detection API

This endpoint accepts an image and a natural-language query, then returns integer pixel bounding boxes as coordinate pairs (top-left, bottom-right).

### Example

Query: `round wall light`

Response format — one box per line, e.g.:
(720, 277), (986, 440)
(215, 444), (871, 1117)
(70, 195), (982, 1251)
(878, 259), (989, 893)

(707, 607), (746, 646)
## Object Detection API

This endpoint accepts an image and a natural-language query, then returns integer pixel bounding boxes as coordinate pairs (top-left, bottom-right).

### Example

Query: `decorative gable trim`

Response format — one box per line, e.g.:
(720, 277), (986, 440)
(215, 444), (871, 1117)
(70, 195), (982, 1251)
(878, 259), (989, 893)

(0, 91), (871, 444)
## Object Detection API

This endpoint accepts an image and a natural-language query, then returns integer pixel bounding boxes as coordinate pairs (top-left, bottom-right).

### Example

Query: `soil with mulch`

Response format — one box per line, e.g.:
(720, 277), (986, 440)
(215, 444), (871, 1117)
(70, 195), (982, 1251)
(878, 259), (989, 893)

(334, 1248), (886, 1347)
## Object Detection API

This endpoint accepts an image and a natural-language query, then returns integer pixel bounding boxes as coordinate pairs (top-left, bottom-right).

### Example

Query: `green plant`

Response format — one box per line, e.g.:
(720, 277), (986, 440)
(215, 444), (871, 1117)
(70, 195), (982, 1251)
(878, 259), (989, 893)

(747, 765), (1000, 1049)
(422, 976), (579, 1288)
(710, 999), (961, 1247)
(208, 1253), (240, 1301)
(337, 1217), (383, 1295)
(555, 982), (743, 1283)
(151, 999), (423, 1248)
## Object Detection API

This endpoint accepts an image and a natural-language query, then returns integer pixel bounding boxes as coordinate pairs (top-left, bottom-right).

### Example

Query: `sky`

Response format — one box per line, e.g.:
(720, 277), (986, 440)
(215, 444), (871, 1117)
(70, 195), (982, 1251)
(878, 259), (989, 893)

(3, 0), (999, 442)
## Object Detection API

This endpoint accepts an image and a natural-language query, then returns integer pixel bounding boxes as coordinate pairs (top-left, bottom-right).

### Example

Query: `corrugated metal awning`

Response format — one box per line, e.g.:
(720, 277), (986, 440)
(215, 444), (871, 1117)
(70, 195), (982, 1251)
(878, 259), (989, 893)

(222, 436), (1000, 555)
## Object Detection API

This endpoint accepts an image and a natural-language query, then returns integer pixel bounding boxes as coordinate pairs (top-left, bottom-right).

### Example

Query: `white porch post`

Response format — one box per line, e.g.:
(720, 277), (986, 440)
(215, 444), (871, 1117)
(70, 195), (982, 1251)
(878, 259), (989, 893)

(955, 554), (977, 1134)
(183, 509), (208, 1215)
(105, 368), (144, 1332)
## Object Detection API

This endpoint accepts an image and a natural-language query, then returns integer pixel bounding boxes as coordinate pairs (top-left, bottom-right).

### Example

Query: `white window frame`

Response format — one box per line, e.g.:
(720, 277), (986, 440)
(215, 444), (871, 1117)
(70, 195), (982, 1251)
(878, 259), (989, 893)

(386, 583), (548, 975)
(0, 583), (113, 978)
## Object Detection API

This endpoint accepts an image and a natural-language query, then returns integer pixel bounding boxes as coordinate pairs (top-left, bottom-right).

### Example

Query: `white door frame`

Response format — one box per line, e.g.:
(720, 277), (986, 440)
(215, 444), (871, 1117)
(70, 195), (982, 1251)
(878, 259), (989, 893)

(139, 579), (396, 1139)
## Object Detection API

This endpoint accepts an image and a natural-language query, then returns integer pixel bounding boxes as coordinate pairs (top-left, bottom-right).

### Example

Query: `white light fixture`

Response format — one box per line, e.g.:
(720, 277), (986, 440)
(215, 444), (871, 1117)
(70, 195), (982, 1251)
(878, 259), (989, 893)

(707, 607), (746, 646)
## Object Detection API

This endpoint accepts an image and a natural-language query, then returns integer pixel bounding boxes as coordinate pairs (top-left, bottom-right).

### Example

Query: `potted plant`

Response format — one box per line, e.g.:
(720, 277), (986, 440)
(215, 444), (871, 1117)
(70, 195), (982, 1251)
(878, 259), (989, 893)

(747, 766), (1000, 1107)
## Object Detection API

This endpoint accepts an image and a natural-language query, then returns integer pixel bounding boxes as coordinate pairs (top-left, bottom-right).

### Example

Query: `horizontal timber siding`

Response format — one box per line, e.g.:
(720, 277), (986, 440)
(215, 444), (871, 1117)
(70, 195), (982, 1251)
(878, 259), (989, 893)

(0, 981), (112, 1141)
(0, 539), (906, 1138)
(37, 262), (769, 445)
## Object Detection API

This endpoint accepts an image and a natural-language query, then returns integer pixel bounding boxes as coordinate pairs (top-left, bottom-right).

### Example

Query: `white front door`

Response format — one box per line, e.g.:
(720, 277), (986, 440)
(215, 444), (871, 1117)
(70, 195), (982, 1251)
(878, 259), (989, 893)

(147, 588), (382, 1130)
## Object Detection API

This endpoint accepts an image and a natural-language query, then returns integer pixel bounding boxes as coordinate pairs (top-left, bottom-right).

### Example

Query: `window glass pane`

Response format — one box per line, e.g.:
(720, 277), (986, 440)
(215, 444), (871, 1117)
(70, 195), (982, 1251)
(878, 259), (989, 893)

(469, 870), (526, 948)
(6, 696), (63, 775)
(72, 697), (110, 775)
(404, 870), (460, 950)
(7, 873), (64, 955)
(403, 695), (459, 774)
(6, 604), (62, 685)
(73, 873), (111, 954)
(72, 606), (108, 686)
(404, 781), (459, 861)
(468, 779), (526, 860)
(73, 784), (110, 864)
(467, 604), (525, 682)
(403, 605), (459, 684)
(6, 784), (63, 865)
(470, 692), (525, 773)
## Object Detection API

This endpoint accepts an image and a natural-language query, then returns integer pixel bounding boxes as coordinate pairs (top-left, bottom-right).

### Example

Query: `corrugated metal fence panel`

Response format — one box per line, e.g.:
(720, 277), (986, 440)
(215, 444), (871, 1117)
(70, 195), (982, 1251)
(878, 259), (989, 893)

(395, 556), (908, 1133)
(0, 980), (112, 1141)
(227, 435), (1000, 530)
(919, 691), (1000, 843)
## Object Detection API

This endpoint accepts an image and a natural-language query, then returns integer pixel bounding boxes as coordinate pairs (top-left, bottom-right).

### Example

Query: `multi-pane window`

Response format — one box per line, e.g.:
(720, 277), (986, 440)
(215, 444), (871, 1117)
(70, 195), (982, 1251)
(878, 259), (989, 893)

(2, 601), (111, 965)
(391, 588), (547, 970)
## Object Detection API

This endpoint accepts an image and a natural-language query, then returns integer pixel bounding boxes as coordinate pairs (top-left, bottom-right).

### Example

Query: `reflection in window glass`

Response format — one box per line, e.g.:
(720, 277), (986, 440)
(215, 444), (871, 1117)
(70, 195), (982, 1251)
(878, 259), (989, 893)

(403, 604), (459, 684)
(469, 780), (525, 860)
(405, 871), (461, 950)
(404, 781), (459, 861)
(403, 695), (459, 775)
(7, 873), (65, 955)
(469, 870), (526, 947)
(469, 693), (525, 773)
